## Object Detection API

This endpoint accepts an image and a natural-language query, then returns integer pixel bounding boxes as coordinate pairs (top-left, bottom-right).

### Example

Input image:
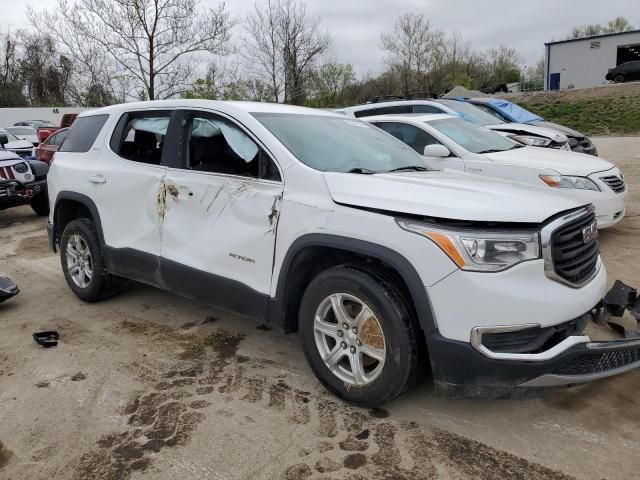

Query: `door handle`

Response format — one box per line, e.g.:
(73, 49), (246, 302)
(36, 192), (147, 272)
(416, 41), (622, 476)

(89, 175), (106, 184)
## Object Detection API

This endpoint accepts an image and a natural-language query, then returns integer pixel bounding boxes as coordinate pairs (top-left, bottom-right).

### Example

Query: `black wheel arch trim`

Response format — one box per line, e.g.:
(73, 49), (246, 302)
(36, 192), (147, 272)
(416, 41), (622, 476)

(269, 233), (438, 334)
(51, 191), (106, 252)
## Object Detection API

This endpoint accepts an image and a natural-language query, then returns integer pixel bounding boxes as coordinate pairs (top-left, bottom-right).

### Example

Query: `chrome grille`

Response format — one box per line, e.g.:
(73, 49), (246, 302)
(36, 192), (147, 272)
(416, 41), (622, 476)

(542, 207), (600, 288)
(600, 175), (626, 193)
(0, 166), (15, 180)
(550, 209), (599, 286)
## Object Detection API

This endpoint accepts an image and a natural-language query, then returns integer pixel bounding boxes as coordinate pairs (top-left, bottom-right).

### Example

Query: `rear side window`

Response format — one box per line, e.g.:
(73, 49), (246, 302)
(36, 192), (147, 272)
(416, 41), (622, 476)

(59, 115), (109, 153)
(353, 105), (412, 118)
(412, 105), (443, 114)
(375, 122), (442, 153)
(110, 112), (171, 165)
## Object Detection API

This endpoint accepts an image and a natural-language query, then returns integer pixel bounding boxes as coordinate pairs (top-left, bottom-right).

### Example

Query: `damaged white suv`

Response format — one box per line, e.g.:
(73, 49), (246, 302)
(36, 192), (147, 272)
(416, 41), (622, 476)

(47, 101), (640, 405)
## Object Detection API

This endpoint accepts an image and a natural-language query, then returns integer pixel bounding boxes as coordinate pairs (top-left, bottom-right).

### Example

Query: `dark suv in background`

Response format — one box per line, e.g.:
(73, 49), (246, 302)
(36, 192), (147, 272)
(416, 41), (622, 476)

(606, 61), (640, 83)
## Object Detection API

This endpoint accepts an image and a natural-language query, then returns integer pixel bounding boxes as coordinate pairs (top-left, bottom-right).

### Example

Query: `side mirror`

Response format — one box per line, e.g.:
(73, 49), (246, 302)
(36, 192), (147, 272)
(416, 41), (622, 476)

(423, 144), (450, 158)
(0, 133), (8, 147)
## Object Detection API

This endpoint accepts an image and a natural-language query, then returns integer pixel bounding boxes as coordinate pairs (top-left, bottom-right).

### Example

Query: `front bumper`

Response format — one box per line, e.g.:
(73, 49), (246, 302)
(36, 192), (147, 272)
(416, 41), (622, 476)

(569, 138), (598, 156)
(427, 280), (640, 398)
(0, 178), (47, 210)
(428, 330), (640, 398)
(566, 175), (627, 229)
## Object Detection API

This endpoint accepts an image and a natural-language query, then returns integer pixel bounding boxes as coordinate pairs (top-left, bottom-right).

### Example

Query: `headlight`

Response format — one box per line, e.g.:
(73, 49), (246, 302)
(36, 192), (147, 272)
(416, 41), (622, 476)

(396, 219), (540, 272)
(568, 138), (578, 147)
(13, 163), (28, 174)
(540, 175), (600, 191)
(509, 135), (551, 147)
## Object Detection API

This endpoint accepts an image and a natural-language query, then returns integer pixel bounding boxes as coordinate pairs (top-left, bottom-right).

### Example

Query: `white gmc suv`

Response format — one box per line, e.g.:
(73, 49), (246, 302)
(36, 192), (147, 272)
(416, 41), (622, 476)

(46, 100), (639, 405)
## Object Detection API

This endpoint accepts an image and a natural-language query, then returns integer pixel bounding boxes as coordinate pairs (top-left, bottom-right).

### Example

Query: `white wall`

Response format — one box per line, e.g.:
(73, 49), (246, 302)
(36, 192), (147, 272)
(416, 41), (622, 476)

(545, 31), (640, 90)
(0, 107), (93, 127)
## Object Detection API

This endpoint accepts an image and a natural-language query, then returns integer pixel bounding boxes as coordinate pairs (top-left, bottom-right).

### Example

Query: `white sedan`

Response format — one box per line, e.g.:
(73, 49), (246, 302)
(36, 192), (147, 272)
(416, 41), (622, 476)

(363, 114), (627, 228)
(0, 129), (36, 158)
(4, 126), (40, 146)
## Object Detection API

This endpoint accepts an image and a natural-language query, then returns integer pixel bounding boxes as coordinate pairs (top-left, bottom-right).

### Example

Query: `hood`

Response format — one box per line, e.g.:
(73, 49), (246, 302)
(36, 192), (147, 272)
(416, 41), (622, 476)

(3, 140), (34, 150)
(485, 146), (613, 176)
(323, 170), (584, 224)
(535, 120), (586, 139)
(487, 123), (568, 143)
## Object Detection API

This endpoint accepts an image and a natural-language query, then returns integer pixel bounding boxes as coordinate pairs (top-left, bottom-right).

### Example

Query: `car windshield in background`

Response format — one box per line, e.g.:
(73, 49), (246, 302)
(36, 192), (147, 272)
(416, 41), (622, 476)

(429, 118), (518, 154)
(436, 99), (506, 126)
(0, 130), (20, 142)
(253, 113), (429, 173)
(6, 127), (36, 136)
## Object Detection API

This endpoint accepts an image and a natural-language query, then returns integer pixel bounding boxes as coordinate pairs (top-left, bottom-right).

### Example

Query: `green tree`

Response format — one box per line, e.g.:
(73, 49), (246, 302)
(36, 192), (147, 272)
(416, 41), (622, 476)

(306, 63), (355, 107)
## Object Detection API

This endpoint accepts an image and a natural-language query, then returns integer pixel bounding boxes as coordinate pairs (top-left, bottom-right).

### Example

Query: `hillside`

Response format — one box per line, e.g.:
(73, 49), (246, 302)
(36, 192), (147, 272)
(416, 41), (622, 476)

(503, 82), (640, 136)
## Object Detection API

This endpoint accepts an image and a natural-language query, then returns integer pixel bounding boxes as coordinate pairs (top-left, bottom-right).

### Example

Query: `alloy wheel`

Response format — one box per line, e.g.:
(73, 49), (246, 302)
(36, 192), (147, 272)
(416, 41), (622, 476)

(66, 234), (93, 288)
(313, 293), (386, 386)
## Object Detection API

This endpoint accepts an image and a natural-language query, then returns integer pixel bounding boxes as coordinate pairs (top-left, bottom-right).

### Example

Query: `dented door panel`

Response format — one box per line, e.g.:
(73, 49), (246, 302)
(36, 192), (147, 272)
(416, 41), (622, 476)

(160, 170), (284, 295)
(94, 149), (167, 256)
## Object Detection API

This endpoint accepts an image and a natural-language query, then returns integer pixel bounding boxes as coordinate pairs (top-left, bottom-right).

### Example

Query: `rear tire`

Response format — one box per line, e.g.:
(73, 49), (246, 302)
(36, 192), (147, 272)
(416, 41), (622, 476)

(30, 193), (49, 216)
(614, 74), (625, 83)
(60, 218), (120, 302)
(299, 265), (422, 406)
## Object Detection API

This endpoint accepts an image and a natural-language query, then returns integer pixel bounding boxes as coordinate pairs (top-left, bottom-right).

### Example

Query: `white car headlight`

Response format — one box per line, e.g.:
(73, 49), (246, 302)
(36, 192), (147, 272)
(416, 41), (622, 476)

(509, 135), (551, 147)
(540, 175), (600, 191)
(396, 219), (540, 272)
(13, 163), (28, 174)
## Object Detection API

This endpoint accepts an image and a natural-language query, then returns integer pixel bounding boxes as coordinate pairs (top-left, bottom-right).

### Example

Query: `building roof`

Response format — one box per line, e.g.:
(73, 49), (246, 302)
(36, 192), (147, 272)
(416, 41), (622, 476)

(545, 29), (640, 47)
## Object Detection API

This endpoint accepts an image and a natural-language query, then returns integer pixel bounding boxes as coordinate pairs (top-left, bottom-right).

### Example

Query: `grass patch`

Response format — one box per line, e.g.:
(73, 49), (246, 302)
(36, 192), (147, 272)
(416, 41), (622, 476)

(520, 95), (640, 136)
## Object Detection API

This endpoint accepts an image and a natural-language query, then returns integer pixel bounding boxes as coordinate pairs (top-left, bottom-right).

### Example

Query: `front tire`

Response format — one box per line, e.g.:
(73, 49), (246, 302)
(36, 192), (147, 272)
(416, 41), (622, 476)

(299, 265), (421, 406)
(30, 193), (50, 216)
(60, 218), (120, 302)
(614, 74), (625, 83)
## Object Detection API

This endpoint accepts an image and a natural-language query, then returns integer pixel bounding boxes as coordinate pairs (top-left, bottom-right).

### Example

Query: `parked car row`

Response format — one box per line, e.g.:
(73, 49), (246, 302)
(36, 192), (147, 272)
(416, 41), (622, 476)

(40, 99), (637, 407)
(0, 125), (69, 164)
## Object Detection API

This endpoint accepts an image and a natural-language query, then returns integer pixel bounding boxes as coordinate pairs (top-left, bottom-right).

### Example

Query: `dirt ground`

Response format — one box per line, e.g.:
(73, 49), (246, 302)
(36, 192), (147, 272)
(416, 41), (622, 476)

(1, 137), (639, 480)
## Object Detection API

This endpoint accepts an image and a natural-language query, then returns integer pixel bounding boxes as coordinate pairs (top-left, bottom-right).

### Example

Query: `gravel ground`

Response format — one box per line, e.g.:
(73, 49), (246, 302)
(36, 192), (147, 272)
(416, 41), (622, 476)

(0, 137), (638, 480)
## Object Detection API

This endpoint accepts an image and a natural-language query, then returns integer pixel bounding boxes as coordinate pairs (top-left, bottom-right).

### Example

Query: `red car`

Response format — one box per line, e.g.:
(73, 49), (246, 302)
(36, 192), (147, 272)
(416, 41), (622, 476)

(35, 128), (69, 164)
(36, 113), (77, 143)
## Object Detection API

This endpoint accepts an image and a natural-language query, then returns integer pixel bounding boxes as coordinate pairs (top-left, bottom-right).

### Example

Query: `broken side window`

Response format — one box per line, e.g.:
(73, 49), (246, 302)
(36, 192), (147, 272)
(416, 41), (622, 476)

(185, 115), (280, 181)
(113, 114), (171, 165)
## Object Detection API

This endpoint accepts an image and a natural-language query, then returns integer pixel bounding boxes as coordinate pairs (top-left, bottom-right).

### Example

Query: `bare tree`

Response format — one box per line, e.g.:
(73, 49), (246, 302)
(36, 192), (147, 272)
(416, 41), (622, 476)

(29, 4), (129, 106)
(0, 31), (26, 107)
(244, 0), (329, 104)
(567, 16), (634, 39)
(20, 32), (73, 106)
(484, 46), (522, 85)
(381, 13), (444, 97)
(244, 0), (283, 102)
(605, 16), (634, 34)
(31, 0), (234, 101)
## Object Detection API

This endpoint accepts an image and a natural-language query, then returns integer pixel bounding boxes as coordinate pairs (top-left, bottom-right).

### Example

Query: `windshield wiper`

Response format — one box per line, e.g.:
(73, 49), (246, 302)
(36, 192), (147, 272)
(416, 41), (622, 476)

(347, 167), (377, 174)
(386, 165), (429, 173)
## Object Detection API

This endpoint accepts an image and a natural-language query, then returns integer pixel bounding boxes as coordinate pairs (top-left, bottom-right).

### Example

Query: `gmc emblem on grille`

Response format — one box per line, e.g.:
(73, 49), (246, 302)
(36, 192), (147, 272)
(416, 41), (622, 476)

(582, 222), (598, 244)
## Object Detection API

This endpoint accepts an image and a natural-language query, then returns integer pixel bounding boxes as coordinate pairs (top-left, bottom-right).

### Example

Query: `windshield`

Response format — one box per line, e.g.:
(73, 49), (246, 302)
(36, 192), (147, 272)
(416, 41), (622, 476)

(253, 113), (429, 173)
(6, 127), (36, 136)
(0, 130), (20, 142)
(435, 99), (505, 126)
(429, 118), (518, 154)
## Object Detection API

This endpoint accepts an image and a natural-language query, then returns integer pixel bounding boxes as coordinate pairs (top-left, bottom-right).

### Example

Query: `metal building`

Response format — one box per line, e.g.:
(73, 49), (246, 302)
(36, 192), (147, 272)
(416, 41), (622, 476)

(544, 29), (640, 90)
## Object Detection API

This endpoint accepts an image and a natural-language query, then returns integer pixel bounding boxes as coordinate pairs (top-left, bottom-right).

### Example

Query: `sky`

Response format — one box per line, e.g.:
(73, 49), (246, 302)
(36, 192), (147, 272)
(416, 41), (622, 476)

(2, 0), (639, 76)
